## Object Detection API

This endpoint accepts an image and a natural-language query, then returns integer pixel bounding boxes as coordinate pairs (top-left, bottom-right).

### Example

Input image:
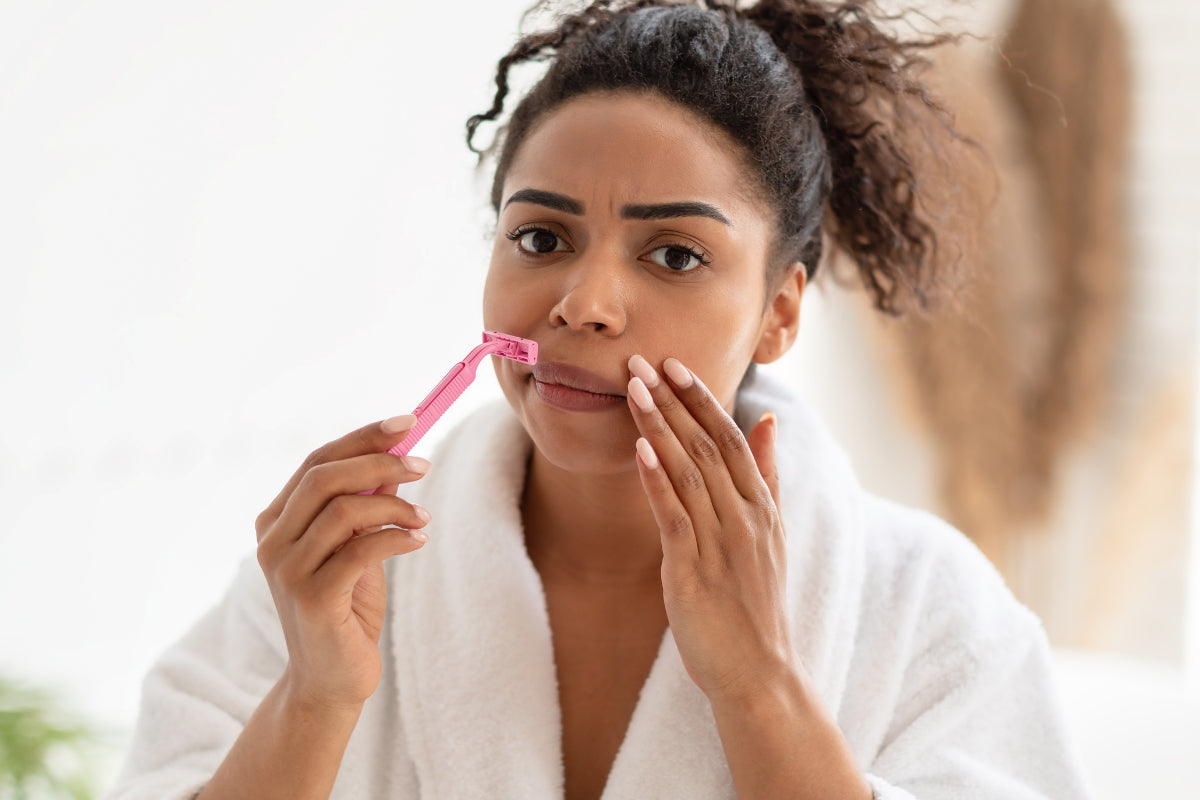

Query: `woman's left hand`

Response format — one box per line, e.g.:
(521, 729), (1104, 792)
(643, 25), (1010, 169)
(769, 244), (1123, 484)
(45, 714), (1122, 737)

(626, 354), (798, 702)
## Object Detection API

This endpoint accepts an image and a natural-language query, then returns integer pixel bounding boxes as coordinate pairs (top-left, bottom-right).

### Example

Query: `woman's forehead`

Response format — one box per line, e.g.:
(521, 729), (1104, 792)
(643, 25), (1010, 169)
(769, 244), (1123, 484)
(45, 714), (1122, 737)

(501, 91), (768, 221)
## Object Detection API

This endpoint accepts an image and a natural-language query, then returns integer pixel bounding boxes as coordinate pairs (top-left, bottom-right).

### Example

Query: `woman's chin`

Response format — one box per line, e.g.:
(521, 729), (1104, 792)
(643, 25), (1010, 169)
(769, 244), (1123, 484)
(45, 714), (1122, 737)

(518, 411), (639, 477)
(529, 420), (639, 475)
(499, 375), (638, 476)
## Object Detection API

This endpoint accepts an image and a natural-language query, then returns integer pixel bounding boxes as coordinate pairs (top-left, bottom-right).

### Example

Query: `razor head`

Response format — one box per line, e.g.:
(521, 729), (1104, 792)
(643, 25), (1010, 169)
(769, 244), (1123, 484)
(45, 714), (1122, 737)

(483, 330), (538, 364)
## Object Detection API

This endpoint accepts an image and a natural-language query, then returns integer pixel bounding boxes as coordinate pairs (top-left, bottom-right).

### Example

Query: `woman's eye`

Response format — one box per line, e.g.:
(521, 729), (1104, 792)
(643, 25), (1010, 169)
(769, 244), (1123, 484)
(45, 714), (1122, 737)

(647, 245), (705, 272)
(515, 228), (567, 254)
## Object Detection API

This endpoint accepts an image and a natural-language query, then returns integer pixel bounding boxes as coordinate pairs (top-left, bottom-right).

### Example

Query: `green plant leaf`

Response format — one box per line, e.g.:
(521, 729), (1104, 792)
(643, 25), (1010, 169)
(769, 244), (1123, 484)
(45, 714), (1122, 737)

(0, 676), (103, 800)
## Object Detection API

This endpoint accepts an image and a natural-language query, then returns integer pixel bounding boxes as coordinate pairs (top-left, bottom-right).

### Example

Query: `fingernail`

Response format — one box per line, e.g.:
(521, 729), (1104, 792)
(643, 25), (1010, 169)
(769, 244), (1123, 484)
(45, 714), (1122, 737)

(410, 530), (429, 543)
(627, 376), (655, 413)
(759, 411), (777, 442)
(403, 456), (431, 474)
(413, 504), (432, 524)
(382, 414), (417, 434)
(663, 358), (693, 388)
(636, 437), (659, 469)
(627, 354), (660, 388)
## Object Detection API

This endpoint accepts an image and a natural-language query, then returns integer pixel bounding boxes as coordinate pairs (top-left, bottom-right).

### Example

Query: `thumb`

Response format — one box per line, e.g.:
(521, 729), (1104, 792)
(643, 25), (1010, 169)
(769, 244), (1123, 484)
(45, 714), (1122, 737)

(747, 411), (780, 510)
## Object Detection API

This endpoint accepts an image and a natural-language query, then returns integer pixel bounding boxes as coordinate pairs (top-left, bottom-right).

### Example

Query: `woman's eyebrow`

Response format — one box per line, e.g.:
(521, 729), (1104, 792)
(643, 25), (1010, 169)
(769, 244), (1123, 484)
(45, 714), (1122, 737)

(503, 188), (584, 215)
(621, 201), (732, 227)
(502, 189), (732, 227)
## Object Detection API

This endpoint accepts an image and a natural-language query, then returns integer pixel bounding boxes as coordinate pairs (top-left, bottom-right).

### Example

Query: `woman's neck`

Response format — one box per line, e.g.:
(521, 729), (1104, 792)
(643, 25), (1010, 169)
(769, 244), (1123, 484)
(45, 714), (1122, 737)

(521, 448), (664, 584)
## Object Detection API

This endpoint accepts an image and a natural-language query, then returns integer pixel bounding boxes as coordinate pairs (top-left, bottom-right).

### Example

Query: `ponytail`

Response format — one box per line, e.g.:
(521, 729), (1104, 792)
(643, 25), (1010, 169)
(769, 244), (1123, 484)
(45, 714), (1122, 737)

(747, 0), (971, 313)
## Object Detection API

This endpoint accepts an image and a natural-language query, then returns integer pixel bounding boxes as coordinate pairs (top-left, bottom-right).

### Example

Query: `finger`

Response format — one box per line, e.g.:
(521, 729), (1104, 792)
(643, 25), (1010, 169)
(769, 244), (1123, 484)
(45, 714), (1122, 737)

(283, 492), (431, 580)
(635, 437), (699, 564)
(263, 452), (430, 549)
(257, 415), (417, 537)
(747, 412), (781, 510)
(659, 357), (767, 502)
(627, 373), (721, 530)
(310, 527), (428, 605)
(628, 355), (745, 513)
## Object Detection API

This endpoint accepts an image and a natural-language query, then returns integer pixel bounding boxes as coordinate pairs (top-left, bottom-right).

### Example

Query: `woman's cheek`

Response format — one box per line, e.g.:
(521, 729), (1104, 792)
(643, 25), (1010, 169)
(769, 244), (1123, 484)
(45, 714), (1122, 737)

(489, 273), (555, 336)
(672, 342), (752, 412)
(481, 266), (516, 332)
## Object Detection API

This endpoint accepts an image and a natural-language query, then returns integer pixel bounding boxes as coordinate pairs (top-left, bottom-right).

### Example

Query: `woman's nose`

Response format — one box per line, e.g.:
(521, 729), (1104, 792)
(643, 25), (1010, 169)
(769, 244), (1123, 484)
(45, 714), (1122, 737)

(548, 256), (628, 334)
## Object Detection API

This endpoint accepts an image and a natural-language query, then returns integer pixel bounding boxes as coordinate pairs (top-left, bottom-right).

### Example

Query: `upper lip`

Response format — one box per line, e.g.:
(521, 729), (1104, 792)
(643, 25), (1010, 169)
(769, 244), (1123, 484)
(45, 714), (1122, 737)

(531, 361), (626, 396)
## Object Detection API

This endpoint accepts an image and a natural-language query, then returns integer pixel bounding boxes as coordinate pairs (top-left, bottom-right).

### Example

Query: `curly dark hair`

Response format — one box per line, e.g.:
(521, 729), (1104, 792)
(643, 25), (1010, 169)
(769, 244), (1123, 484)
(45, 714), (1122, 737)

(467, 0), (973, 314)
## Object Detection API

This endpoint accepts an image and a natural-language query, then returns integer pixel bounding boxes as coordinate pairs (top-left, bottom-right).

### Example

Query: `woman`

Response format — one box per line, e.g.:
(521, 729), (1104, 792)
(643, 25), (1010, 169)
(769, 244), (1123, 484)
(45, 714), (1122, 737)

(107, 2), (1090, 798)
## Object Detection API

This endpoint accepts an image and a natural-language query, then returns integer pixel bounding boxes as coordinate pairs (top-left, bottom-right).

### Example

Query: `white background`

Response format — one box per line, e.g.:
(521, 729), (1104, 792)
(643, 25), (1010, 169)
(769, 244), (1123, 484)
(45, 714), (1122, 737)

(1, 0), (1197, 796)
(0, 0), (529, 727)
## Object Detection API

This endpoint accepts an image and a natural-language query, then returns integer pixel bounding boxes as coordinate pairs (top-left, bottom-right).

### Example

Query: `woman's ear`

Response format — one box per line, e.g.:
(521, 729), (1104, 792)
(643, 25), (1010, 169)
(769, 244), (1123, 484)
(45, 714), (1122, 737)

(752, 262), (806, 364)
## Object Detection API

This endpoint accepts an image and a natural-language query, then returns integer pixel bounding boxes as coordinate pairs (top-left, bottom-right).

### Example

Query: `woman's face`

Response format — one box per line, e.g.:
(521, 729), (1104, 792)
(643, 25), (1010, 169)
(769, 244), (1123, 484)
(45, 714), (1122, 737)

(483, 91), (801, 475)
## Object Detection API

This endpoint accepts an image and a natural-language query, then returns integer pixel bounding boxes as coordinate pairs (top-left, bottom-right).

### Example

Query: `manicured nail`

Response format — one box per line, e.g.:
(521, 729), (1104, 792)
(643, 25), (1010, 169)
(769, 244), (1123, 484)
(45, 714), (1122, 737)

(413, 504), (432, 524)
(403, 456), (431, 475)
(663, 358), (693, 388)
(382, 414), (417, 434)
(410, 530), (429, 543)
(759, 411), (777, 442)
(636, 437), (659, 469)
(627, 354), (660, 388)
(628, 377), (655, 413)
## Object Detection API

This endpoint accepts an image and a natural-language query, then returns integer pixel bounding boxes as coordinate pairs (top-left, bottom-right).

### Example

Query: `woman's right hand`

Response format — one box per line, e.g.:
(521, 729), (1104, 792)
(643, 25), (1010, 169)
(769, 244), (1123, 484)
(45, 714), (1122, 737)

(254, 415), (431, 712)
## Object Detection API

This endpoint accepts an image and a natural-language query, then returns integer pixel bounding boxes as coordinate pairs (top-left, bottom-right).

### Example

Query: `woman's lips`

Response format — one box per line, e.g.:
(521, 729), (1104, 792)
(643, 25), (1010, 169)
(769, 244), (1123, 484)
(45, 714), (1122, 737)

(531, 362), (627, 412)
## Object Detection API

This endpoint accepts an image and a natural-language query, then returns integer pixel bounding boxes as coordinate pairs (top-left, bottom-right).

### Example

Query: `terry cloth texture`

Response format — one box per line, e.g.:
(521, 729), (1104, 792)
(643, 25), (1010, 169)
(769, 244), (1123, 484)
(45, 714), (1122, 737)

(105, 371), (1091, 799)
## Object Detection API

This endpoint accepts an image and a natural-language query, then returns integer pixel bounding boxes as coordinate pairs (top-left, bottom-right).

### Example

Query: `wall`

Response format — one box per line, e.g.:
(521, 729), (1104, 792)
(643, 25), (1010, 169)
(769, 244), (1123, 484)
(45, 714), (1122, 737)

(785, 0), (1199, 667)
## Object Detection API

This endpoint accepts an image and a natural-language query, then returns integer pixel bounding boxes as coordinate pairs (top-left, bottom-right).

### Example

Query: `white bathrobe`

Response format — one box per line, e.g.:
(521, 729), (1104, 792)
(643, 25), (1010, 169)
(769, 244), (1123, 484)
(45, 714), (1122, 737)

(106, 373), (1091, 799)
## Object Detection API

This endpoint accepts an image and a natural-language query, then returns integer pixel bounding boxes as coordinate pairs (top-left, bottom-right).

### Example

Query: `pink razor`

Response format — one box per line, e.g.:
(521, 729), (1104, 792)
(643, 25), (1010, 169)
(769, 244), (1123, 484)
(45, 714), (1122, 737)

(386, 330), (538, 457)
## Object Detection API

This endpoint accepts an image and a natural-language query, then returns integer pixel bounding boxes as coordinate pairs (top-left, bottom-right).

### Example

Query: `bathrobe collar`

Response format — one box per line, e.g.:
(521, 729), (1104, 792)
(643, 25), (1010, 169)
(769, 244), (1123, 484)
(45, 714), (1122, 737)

(389, 371), (866, 799)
